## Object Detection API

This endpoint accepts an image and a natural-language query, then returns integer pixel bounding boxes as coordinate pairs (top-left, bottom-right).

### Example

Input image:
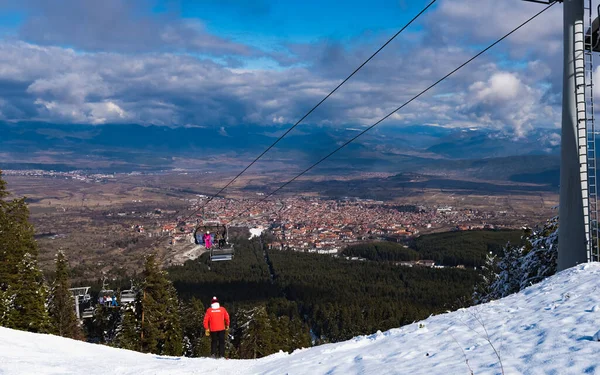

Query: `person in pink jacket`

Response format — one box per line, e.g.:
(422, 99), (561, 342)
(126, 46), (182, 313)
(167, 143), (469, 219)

(203, 231), (212, 249)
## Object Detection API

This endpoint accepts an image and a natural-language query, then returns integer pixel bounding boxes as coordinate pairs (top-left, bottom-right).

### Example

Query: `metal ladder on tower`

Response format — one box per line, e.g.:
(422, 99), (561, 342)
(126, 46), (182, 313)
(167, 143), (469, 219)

(579, 0), (600, 262)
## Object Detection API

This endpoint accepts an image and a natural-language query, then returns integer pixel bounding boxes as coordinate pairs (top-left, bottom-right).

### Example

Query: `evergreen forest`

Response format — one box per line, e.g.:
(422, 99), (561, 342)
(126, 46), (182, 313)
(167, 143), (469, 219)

(410, 229), (525, 267)
(167, 237), (480, 349)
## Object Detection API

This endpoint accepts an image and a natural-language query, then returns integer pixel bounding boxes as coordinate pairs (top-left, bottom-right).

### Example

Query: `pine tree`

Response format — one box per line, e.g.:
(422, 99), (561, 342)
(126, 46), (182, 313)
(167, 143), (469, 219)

(237, 305), (273, 359)
(0, 170), (50, 332)
(115, 305), (140, 351)
(180, 298), (210, 357)
(139, 254), (183, 356)
(48, 251), (82, 339)
(90, 298), (121, 344)
(3, 253), (51, 332)
(482, 243), (523, 301)
(0, 172), (7, 303)
(519, 218), (558, 289)
(472, 251), (498, 304)
(474, 218), (559, 304)
(0, 172), (6, 199)
(0, 172), (37, 288)
(270, 314), (291, 353)
(289, 315), (312, 349)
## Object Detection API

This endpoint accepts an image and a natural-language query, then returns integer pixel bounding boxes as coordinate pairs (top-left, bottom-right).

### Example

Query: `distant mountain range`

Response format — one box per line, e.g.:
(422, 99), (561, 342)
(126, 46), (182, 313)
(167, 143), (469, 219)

(0, 121), (561, 188)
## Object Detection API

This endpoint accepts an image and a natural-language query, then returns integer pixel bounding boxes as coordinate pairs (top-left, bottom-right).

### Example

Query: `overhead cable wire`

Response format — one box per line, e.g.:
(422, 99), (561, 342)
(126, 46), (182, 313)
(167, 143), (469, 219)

(229, 1), (557, 222)
(172, 0), (438, 223)
(143, 0), (439, 251)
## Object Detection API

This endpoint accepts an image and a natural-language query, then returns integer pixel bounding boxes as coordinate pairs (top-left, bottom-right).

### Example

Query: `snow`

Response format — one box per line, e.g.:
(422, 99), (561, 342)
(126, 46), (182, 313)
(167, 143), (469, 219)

(4, 263), (600, 374)
(248, 227), (264, 239)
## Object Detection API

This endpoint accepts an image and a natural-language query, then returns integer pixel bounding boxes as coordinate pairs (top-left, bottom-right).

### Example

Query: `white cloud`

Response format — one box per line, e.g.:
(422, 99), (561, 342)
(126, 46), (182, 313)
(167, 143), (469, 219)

(464, 69), (557, 137)
(218, 126), (229, 136)
(428, 0), (562, 53)
(471, 72), (522, 103)
(272, 116), (285, 124)
(0, 0), (567, 137)
(91, 101), (127, 124)
(27, 72), (110, 104)
(34, 99), (128, 124)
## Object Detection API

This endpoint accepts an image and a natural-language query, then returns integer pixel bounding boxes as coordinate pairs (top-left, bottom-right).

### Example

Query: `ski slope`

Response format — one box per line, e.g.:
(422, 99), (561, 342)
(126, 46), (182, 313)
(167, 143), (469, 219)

(3, 263), (600, 375)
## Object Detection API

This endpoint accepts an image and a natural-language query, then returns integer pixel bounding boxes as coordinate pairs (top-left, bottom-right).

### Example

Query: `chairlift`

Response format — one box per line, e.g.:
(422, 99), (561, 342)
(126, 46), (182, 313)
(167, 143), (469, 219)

(81, 307), (94, 319)
(120, 289), (136, 304)
(69, 286), (91, 302)
(99, 289), (114, 298)
(194, 220), (235, 262)
(99, 289), (121, 308)
(98, 277), (119, 307)
(69, 286), (93, 319)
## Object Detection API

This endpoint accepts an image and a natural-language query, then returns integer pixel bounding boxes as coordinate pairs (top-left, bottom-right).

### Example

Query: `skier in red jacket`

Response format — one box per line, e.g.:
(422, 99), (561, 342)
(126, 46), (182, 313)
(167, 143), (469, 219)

(203, 296), (230, 358)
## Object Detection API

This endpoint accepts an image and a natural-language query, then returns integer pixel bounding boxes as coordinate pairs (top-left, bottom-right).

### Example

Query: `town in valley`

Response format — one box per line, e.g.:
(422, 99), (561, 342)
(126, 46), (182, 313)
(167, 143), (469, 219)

(3, 168), (557, 277)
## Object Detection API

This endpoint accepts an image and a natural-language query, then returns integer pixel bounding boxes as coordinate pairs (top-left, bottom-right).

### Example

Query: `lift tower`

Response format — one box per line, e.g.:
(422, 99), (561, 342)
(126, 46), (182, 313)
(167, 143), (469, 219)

(560, 0), (600, 269)
(525, 0), (600, 270)
(578, 0), (600, 263)
(559, 0), (589, 270)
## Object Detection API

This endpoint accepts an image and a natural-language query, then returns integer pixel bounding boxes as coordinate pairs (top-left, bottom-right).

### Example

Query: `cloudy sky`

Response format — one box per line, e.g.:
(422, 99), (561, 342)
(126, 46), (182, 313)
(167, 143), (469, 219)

(0, 0), (566, 135)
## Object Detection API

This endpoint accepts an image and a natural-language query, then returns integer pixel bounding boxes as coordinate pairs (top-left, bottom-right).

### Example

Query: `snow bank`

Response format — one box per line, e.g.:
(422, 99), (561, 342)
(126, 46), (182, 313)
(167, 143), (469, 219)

(248, 227), (264, 239)
(3, 263), (600, 374)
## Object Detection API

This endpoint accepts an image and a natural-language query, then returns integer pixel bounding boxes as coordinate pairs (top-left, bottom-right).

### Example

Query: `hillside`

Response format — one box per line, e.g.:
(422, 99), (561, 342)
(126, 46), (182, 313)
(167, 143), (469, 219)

(0, 122), (561, 183)
(3, 263), (600, 374)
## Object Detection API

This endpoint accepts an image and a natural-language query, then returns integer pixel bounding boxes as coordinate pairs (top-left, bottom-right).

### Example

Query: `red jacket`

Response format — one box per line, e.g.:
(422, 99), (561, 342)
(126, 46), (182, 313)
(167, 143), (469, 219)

(203, 303), (230, 332)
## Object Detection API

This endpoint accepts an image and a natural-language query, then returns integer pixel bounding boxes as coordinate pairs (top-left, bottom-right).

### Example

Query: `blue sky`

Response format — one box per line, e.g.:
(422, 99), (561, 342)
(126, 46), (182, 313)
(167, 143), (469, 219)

(175, 0), (429, 44)
(0, 0), (567, 135)
(0, 0), (433, 55)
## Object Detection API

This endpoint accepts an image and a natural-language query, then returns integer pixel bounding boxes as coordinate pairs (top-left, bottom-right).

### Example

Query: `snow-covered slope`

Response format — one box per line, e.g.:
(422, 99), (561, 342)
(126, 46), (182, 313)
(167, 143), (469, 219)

(3, 264), (600, 375)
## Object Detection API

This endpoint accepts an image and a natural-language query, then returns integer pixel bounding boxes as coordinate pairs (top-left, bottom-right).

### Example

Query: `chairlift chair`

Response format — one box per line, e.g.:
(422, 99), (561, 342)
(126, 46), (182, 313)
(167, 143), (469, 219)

(69, 286), (93, 319)
(81, 307), (94, 319)
(120, 290), (136, 304)
(69, 286), (91, 300)
(194, 220), (235, 262)
(99, 288), (118, 307)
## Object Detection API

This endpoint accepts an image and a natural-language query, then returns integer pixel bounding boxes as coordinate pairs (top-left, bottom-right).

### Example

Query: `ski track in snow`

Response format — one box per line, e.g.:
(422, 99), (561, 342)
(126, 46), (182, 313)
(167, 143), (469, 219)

(3, 263), (600, 374)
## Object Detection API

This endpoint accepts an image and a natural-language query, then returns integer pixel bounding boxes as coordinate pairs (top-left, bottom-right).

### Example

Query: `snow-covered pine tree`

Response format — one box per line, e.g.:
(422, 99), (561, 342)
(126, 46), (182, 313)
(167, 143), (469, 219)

(472, 251), (498, 305)
(0, 172), (13, 322)
(0, 171), (51, 332)
(486, 242), (524, 301)
(48, 251), (83, 339)
(3, 253), (51, 332)
(474, 218), (558, 304)
(519, 217), (558, 290)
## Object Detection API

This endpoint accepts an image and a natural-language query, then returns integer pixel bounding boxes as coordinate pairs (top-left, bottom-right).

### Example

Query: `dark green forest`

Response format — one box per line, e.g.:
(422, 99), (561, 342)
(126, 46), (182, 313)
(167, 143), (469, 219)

(266, 246), (479, 342)
(341, 241), (420, 262)
(342, 229), (525, 267)
(167, 235), (480, 346)
(411, 229), (525, 267)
